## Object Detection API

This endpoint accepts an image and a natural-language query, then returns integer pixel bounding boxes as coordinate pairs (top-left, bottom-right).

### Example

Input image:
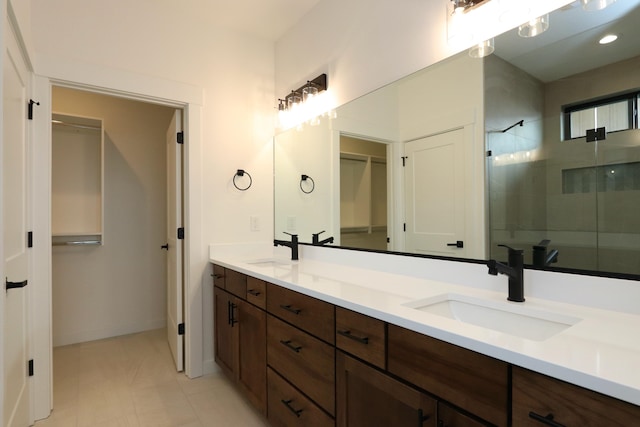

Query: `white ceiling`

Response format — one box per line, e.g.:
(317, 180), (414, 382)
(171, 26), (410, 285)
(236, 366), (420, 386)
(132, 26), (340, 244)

(199, 0), (324, 41)
(495, 0), (640, 82)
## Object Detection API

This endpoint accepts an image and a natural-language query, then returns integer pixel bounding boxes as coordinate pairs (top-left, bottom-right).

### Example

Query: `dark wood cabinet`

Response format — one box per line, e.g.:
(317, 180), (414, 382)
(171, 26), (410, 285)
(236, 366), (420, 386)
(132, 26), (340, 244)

(213, 286), (238, 378)
(267, 282), (335, 344)
(213, 277), (266, 415)
(335, 307), (386, 369)
(267, 367), (334, 427)
(438, 402), (488, 427)
(336, 351), (436, 427)
(246, 276), (267, 309)
(512, 366), (640, 426)
(388, 324), (509, 427)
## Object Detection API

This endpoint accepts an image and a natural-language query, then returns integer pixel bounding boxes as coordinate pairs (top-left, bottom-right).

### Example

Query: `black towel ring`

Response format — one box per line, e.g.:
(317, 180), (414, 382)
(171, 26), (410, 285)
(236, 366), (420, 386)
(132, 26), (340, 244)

(233, 169), (252, 191)
(300, 174), (315, 194)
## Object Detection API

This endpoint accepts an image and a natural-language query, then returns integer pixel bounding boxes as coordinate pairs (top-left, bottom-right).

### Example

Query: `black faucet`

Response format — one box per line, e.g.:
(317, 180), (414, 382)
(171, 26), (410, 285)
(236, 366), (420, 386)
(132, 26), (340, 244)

(312, 230), (334, 246)
(487, 244), (525, 302)
(274, 232), (299, 260)
(532, 239), (558, 267)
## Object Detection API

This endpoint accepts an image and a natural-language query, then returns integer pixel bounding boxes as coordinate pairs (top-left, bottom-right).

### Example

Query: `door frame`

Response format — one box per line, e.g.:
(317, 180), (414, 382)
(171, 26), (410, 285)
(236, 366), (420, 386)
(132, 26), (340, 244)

(31, 62), (204, 420)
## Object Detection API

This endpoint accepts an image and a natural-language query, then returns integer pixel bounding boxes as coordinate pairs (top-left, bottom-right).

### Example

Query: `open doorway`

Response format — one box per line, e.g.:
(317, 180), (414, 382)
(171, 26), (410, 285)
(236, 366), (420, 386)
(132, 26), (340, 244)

(50, 87), (184, 364)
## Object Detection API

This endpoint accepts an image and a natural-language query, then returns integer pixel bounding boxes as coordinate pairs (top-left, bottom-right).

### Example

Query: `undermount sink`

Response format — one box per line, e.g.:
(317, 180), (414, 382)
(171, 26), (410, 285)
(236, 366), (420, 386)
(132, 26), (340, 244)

(246, 258), (294, 267)
(404, 293), (581, 341)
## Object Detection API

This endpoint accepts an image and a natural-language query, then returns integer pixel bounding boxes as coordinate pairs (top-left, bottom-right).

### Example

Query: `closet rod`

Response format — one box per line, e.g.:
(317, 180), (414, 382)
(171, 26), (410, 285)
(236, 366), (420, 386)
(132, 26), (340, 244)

(52, 240), (102, 246)
(52, 119), (101, 131)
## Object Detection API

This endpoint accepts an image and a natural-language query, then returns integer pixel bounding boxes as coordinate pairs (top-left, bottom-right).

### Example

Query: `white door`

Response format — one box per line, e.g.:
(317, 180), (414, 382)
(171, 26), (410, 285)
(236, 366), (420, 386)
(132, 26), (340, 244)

(3, 17), (32, 427)
(166, 110), (184, 371)
(404, 128), (467, 257)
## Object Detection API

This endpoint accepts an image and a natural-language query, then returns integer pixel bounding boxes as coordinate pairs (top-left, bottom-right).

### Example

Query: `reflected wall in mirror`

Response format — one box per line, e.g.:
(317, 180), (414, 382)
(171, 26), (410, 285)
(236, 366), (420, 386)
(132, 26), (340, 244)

(274, 0), (640, 277)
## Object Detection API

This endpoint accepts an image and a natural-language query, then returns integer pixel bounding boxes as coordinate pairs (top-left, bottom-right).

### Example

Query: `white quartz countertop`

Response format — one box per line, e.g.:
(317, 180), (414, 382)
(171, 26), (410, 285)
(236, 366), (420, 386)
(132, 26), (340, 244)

(209, 246), (640, 406)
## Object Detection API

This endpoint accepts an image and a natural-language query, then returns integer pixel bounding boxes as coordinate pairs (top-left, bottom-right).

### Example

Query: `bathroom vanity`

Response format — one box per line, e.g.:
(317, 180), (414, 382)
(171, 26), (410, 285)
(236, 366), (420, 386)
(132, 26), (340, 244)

(210, 245), (640, 426)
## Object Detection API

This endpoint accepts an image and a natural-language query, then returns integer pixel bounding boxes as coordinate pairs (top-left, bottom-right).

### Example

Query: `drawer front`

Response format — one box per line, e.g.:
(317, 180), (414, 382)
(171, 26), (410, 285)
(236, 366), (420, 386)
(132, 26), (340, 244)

(388, 324), (508, 427)
(225, 268), (247, 298)
(246, 276), (266, 309)
(513, 366), (640, 426)
(267, 314), (335, 415)
(335, 307), (386, 369)
(267, 283), (335, 344)
(267, 367), (334, 427)
(212, 264), (226, 289)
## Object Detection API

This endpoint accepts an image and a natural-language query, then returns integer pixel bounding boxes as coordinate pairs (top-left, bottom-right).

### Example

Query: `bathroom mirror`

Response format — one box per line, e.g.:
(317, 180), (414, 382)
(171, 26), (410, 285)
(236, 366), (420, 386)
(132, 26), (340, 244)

(274, 0), (640, 277)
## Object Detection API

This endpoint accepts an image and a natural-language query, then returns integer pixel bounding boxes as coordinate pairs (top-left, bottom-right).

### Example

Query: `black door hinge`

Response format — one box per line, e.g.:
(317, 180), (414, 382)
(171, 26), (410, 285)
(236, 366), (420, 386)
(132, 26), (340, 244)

(177, 131), (184, 144)
(486, 150), (492, 157)
(177, 227), (185, 240)
(28, 99), (40, 120)
(27, 231), (33, 248)
(178, 323), (185, 335)
(28, 359), (34, 377)
(401, 156), (408, 167)
(403, 223), (406, 232)
(386, 237), (390, 243)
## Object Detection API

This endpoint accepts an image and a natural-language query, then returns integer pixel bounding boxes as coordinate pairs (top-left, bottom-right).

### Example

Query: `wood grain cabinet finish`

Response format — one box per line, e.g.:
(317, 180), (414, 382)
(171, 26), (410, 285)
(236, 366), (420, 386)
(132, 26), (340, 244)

(267, 283), (335, 344)
(336, 307), (386, 369)
(237, 299), (267, 414)
(387, 324), (509, 427)
(246, 276), (267, 309)
(512, 366), (640, 426)
(212, 263), (226, 288)
(267, 314), (336, 416)
(213, 284), (267, 415)
(213, 286), (238, 378)
(336, 351), (436, 427)
(225, 268), (247, 298)
(267, 367), (334, 427)
(438, 402), (488, 427)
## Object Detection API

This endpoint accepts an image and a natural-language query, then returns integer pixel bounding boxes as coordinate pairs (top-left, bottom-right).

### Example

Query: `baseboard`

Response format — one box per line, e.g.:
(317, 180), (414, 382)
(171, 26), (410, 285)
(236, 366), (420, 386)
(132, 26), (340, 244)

(52, 318), (166, 347)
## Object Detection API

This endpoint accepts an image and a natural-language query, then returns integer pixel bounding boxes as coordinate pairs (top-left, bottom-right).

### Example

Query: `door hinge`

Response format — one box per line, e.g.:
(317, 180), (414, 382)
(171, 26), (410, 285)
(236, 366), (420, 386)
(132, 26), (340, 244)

(28, 99), (40, 120)
(403, 223), (406, 232)
(177, 227), (185, 240)
(27, 231), (33, 248)
(178, 323), (185, 335)
(401, 156), (408, 167)
(486, 150), (492, 157)
(177, 131), (184, 144)
(28, 359), (34, 377)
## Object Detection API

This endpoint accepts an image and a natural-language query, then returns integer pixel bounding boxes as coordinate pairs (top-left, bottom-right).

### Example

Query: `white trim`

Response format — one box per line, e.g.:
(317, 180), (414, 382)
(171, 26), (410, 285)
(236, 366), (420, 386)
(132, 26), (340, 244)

(31, 60), (205, 421)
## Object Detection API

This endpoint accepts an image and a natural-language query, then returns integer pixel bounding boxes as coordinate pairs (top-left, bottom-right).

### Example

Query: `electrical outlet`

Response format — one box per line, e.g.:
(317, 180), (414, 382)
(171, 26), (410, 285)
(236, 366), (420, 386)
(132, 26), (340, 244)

(250, 216), (260, 231)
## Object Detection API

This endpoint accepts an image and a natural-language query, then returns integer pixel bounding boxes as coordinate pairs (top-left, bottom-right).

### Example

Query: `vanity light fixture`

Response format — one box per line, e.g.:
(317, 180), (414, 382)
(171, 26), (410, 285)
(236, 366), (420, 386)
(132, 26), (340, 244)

(581, 0), (616, 11)
(469, 38), (495, 58)
(518, 14), (549, 38)
(278, 73), (328, 129)
(451, 0), (490, 15)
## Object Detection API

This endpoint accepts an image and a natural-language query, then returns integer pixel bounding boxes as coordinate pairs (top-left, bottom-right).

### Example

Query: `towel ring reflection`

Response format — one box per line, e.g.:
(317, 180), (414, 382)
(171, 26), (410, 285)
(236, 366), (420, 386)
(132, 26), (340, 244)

(300, 174), (315, 194)
(233, 169), (252, 191)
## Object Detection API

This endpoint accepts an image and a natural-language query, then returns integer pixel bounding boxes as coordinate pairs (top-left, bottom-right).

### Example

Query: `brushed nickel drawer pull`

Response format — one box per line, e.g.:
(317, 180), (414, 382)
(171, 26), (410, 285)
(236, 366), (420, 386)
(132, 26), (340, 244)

(281, 399), (303, 417)
(337, 329), (369, 344)
(280, 304), (302, 315)
(280, 340), (302, 353)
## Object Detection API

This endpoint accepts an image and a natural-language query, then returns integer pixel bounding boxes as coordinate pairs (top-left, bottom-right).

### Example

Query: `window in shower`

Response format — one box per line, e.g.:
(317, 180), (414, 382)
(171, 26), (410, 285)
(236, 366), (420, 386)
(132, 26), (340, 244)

(563, 92), (639, 140)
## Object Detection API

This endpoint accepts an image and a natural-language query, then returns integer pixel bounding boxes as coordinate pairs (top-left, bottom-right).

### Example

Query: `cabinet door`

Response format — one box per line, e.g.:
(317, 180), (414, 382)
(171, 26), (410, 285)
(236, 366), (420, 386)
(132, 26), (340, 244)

(337, 351), (436, 427)
(513, 366), (640, 426)
(237, 300), (267, 414)
(388, 325), (508, 427)
(214, 287), (238, 378)
(438, 402), (488, 427)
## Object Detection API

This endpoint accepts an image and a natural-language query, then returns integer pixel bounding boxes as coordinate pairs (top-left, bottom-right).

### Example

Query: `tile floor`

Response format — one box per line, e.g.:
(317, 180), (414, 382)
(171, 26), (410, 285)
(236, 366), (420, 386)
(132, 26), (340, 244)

(35, 329), (269, 427)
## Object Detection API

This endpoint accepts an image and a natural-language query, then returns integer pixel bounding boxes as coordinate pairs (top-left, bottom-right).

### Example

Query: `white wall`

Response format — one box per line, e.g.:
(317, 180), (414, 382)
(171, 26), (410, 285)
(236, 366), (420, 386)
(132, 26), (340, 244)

(50, 87), (175, 346)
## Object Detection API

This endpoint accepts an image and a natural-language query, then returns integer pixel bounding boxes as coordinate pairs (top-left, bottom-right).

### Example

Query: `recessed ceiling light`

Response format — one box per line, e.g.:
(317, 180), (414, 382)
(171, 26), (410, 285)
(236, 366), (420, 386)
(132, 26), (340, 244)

(599, 34), (618, 44)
